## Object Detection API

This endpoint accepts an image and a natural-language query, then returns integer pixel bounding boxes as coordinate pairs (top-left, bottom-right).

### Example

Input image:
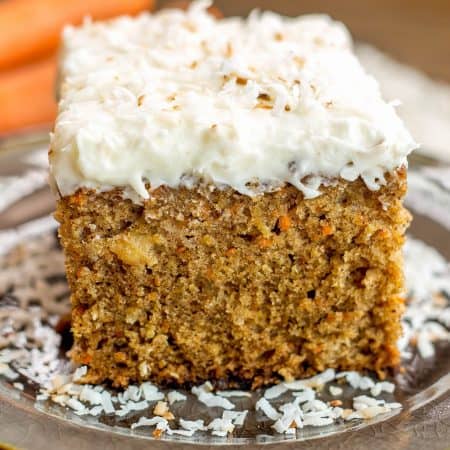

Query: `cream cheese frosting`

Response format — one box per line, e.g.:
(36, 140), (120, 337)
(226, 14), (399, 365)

(50, 0), (417, 200)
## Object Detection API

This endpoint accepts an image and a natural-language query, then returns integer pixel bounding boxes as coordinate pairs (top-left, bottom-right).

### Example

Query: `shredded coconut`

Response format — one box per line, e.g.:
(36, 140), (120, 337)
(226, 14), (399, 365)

(167, 390), (187, 405)
(131, 416), (168, 430)
(255, 397), (281, 421)
(329, 385), (343, 396)
(192, 383), (235, 410)
(216, 390), (252, 398)
(263, 383), (288, 400)
(179, 418), (207, 432)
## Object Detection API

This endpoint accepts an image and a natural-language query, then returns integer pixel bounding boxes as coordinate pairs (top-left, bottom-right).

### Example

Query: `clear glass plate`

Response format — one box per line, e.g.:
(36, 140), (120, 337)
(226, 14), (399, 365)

(0, 133), (449, 450)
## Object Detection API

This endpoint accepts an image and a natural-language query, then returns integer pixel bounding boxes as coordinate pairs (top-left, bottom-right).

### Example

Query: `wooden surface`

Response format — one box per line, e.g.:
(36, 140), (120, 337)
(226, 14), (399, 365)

(159, 0), (450, 83)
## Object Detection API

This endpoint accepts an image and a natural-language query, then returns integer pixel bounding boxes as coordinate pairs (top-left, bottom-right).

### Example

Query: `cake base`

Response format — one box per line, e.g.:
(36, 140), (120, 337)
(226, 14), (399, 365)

(55, 168), (410, 388)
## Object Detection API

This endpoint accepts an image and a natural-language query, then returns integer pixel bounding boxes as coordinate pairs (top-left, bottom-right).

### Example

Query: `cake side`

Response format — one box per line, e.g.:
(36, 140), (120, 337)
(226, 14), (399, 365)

(55, 168), (410, 388)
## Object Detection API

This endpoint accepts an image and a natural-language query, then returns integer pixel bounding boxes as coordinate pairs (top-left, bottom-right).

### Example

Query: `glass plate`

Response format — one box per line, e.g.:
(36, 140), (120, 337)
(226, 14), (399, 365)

(0, 134), (449, 450)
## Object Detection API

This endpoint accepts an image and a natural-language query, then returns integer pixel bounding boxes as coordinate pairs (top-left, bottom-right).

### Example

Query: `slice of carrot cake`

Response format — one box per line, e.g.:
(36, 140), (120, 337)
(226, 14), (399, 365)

(49, 1), (416, 388)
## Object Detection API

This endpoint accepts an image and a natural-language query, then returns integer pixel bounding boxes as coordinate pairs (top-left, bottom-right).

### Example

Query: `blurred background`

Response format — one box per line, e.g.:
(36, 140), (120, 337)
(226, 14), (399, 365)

(0, 0), (449, 161)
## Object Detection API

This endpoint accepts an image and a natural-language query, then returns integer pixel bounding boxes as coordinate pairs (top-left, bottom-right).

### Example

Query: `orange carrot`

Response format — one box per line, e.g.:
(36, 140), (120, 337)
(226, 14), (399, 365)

(0, 55), (57, 134)
(0, 0), (155, 71)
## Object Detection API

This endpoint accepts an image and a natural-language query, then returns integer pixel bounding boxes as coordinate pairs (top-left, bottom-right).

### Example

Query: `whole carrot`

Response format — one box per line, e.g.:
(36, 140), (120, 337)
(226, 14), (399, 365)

(0, 56), (57, 134)
(0, 0), (155, 71)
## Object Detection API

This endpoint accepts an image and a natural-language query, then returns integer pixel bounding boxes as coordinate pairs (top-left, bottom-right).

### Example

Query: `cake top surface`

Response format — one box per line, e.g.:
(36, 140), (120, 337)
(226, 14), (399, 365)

(50, 0), (416, 200)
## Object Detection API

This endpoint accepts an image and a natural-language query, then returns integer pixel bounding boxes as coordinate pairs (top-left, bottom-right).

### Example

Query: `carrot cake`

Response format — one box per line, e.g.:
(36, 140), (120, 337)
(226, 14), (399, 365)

(49, 1), (417, 388)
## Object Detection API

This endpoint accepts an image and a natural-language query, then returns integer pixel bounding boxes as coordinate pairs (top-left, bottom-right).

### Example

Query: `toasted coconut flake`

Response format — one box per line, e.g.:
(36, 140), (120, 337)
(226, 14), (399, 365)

(153, 400), (169, 416)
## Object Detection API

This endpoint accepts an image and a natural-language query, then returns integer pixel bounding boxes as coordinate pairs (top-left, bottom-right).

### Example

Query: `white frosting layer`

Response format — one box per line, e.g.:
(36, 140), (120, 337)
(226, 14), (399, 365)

(50, 0), (417, 200)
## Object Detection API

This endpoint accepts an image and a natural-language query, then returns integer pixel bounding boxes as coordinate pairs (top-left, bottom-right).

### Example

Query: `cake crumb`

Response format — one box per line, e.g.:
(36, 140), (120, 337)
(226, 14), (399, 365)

(329, 399), (342, 407)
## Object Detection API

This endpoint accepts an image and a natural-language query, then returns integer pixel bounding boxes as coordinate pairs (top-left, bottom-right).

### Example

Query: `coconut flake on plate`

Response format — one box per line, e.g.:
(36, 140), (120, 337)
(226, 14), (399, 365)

(141, 381), (164, 402)
(101, 390), (115, 414)
(263, 383), (289, 399)
(370, 381), (395, 397)
(284, 368), (336, 391)
(335, 371), (382, 393)
(255, 397), (281, 420)
(179, 418), (207, 432)
(302, 399), (329, 412)
(153, 400), (175, 420)
(292, 387), (316, 404)
(0, 363), (19, 380)
(131, 416), (168, 430)
(302, 410), (334, 427)
(216, 390), (252, 398)
(358, 376), (376, 390)
(192, 383), (235, 410)
(223, 410), (249, 426)
(89, 405), (104, 416)
(386, 402), (402, 409)
(331, 406), (344, 419)
(167, 390), (187, 405)
(79, 385), (103, 405)
(72, 365), (88, 381)
(207, 416), (235, 436)
(329, 385), (343, 396)
(417, 330), (436, 358)
(346, 405), (392, 420)
(122, 384), (142, 402)
(272, 402), (303, 433)
(168, 428), (196, 436)
(35, 393), (49, 401)
(66, 397), (86, 412)
(115, 400), (150, 417)
(353, 395), (385, 409)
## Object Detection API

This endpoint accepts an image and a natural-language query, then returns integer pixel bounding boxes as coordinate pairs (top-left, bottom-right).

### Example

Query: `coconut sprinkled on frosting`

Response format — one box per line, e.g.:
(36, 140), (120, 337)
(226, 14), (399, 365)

(50, 0), (417, 200)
